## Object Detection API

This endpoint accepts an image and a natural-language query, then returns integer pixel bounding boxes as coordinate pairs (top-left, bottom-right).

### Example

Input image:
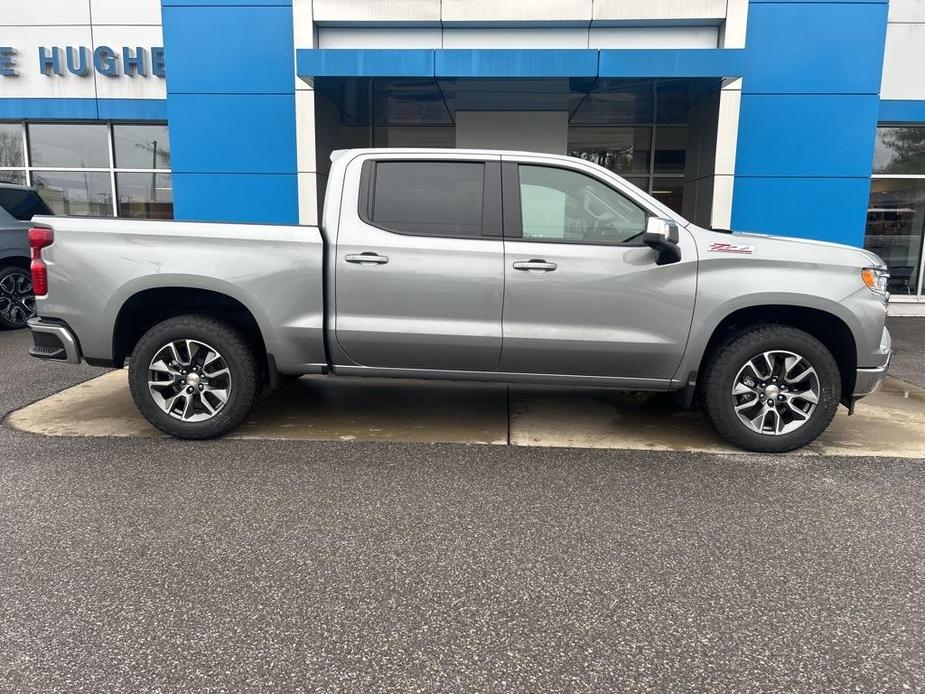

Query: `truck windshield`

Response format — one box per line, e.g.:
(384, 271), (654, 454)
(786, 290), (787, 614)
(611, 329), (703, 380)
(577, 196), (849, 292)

(0, 187), (53, 221)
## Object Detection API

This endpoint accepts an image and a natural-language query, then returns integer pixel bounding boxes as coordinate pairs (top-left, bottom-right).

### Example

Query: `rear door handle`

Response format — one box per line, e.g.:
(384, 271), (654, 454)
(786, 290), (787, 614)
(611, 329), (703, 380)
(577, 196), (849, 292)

(513, 259), (557, 272)
(345, 252), (389, 265)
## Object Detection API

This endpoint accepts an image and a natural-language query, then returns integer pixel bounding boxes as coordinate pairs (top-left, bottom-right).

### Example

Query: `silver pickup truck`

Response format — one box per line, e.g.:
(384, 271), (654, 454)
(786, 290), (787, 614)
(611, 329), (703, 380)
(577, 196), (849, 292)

(27, 148), (892, 452)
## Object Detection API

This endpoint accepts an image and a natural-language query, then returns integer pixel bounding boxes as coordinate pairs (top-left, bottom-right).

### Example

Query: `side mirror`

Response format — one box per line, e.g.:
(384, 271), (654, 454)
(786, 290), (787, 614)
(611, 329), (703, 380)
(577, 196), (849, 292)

(643, 217), (682, 265)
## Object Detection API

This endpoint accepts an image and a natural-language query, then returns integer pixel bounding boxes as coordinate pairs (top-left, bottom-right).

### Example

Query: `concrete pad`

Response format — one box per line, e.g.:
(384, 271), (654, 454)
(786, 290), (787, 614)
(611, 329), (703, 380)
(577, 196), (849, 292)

(6, 370), (925, 457)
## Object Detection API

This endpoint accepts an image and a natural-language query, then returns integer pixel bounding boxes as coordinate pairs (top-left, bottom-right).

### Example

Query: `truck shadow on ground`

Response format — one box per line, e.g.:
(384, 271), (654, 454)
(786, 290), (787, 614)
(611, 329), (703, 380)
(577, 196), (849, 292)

(6, 371), (925, 457)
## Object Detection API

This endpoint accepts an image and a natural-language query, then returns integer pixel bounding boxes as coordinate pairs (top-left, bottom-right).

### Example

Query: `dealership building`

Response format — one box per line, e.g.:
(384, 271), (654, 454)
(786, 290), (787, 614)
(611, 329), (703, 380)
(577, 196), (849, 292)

(1, 0), (925, 303)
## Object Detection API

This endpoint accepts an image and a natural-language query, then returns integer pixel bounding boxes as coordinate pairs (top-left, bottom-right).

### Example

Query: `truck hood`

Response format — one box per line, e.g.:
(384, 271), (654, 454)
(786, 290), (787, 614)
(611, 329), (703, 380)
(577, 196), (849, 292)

(692, 225), (886, 269)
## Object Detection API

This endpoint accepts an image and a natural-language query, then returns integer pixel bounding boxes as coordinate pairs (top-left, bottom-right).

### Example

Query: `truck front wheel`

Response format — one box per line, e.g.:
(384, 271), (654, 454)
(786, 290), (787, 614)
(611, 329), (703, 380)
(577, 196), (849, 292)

(128, 315), (261, 439)
(701, 325), (841, 453)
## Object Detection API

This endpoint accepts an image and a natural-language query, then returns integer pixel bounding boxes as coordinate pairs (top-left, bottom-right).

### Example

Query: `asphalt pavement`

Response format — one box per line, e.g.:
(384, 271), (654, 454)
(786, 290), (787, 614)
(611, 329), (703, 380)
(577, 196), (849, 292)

(1, 321), (924, 692)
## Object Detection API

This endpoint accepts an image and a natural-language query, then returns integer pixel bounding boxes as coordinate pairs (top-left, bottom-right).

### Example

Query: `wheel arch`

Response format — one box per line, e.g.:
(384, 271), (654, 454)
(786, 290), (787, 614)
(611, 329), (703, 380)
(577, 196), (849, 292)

(0, 255), (30, 271)
(111, 286), (272, 382)
(696, 304), (858, 400)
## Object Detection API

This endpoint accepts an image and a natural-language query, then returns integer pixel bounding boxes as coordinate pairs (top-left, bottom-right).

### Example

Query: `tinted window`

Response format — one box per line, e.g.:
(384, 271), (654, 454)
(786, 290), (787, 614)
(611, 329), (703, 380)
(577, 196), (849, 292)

(370, 161), (484, 237)
(518, 165), (647, 244)
(873, 126), (925, 175)
(0, 186), (53, 220)
(113, 124), (171, 169)
(28, 123), (109, 168)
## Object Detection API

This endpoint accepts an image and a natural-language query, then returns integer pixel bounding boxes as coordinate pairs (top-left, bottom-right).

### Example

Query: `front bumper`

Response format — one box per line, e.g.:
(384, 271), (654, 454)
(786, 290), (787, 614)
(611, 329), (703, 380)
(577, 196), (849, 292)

(27, 317), (81, 364)
(853, 327), (892, 398)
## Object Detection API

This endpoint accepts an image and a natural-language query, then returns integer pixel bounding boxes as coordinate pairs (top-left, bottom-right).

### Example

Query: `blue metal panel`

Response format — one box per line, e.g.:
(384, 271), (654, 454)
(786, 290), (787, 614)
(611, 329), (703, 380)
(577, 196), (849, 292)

(162, 0), (290, 5)
(598, 49), (743, 78)
(298, 49), (434, 78)
(736, 94), (881, 177)
(0, 98), (166, 120)
(879, 100), (925, 123)
(741, 2), (887, 94)
(171, 173), (299, 224)
(167, 94), (296, 174)
(0, 98), (99, 120)
(732, 177), (871, 246)
(162, 5), (294, 93)
(434, 50), (598, 78)
(97, 99), (168, 120)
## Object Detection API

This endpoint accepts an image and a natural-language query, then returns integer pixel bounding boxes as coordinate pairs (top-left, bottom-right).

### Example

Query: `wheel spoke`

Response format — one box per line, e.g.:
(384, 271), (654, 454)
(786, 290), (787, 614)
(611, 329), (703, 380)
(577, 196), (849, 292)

(733, 349), (820, 437)
(148, 338), (231, 423)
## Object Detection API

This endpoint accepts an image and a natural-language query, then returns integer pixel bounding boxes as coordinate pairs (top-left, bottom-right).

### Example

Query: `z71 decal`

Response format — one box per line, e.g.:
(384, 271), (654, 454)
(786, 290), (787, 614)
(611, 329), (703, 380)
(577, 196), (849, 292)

(709, 242), (754, 254)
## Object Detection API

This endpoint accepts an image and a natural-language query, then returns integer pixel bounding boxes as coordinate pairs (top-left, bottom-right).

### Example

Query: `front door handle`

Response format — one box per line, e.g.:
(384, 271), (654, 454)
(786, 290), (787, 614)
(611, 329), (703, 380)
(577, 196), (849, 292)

(513, 259), (557, 272)
(345, 252), (389, 265)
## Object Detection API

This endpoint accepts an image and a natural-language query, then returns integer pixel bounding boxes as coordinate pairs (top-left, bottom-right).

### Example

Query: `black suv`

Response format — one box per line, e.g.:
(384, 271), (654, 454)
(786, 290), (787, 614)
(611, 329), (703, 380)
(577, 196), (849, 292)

(0, 183), (53, 329)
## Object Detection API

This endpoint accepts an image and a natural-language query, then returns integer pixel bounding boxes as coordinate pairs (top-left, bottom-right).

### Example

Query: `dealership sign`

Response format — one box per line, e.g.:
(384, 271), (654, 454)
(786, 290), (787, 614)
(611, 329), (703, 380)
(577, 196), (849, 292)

(0, 46), (164, 78)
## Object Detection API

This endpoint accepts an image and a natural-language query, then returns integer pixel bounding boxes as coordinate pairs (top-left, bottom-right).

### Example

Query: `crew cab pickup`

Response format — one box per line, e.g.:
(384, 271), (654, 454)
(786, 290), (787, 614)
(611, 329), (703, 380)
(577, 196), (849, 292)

(27, 148), (892, 451)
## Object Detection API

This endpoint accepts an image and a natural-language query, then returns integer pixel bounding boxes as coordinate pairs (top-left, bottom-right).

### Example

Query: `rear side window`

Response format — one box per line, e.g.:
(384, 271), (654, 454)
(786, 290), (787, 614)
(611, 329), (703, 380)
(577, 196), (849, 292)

(0, 187), (53, 221)
(368, 161), (484, 237)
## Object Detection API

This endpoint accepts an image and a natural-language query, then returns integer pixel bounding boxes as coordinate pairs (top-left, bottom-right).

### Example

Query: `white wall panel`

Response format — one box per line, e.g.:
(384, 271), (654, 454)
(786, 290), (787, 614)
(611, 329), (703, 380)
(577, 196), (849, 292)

(442, 0), (592, 25)
(313, 0), (440, 26)
(456, 111), (567, 154)
(721, 0), (748, 49)
(319, 27), (442, 48)
(881, 23), (925, 100)
(888, 0), (925, 24)
(1, 0), (90, 26)
(588, 27), (718, 49)
(91, 25), (166, 100)
(592, 0), (725, 24)
(0, 26), (96, 98)
(90, 0), (161, 26)
(443, 28), (588, 49)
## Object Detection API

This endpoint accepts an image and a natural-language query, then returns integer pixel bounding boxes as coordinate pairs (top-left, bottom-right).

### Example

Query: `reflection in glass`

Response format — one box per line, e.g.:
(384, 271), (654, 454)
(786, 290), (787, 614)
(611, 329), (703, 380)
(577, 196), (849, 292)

(651, 177), (684, 214)
(0, 123), (24, 168)
(653, 127), (687, 173)
(568, 127), (651, 174)
(32, 171), (113, 216)
(0, 170), (26, 185)
(865, 178), (925, 295)
(29, 124), (110, 168)
(117, 173), (173, 219)
(623, 176), (649, 193)
(872, 126), (925, 175)
(113, 125), (171, 169)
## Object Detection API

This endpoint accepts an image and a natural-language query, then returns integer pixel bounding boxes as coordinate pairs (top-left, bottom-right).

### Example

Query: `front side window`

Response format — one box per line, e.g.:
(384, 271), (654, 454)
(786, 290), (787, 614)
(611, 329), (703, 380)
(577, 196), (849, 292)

(518, 165), (647, 244)
(369, 161), (484, 237)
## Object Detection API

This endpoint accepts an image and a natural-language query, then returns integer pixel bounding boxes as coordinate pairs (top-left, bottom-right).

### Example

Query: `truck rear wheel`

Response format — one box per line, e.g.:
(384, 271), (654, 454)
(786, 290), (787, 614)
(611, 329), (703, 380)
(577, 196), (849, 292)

(128, 315), (261, 439)
(701, 325), (841, 452)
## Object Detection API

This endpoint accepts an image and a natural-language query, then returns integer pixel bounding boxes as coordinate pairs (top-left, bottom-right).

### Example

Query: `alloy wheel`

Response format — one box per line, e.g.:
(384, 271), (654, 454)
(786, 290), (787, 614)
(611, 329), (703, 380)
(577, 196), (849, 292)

(731, 350), (820, 436)
(147, 339), (232, 422)
(0, 269), (35, 327)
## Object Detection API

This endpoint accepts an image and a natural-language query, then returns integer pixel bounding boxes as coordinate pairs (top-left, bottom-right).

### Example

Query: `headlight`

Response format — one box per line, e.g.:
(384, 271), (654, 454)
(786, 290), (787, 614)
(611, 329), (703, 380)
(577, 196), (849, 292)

(861, 267), (890, 295)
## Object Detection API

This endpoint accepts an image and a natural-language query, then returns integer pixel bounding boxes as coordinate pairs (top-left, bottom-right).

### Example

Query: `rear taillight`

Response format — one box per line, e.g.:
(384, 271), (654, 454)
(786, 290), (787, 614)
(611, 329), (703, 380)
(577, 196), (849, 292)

(28, 226), (54, 297)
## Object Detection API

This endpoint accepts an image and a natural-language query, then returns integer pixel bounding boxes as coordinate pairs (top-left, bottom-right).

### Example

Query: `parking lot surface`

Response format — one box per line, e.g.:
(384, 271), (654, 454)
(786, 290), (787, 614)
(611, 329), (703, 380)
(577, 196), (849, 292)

(1, 320), (924, 692)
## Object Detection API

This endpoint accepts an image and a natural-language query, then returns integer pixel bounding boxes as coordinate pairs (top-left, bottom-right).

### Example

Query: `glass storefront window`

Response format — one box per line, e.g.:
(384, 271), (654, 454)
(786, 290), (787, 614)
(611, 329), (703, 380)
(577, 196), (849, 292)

(29, 123), (110, 168)
(0, 123), (24, 168)
(873, 126), (925, 175)
(0, 121), (172, 219)
(653, 127), (687, 173)
(32, 171), (113, 216)
(0, 170), (26, 184)
(866, 178), (925, 296)
(651, 177), (684, 214)
(113, 125), (171, 169)
(568, 127), (651, 175)
(867, 125), (925, 297)
(117, 173), (173, 219)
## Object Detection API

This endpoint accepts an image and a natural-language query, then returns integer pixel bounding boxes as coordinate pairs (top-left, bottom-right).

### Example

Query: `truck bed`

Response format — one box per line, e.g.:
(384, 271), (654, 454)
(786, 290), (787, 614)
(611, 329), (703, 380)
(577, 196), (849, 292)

(32, 216), (327, 373)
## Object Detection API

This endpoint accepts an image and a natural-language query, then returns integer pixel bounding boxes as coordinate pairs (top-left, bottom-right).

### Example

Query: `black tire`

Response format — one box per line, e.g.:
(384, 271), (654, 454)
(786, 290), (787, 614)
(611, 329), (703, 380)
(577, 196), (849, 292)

(0, 265), (35, 330)
(128, 315), (261, 439)
(701, 324), (841, 453)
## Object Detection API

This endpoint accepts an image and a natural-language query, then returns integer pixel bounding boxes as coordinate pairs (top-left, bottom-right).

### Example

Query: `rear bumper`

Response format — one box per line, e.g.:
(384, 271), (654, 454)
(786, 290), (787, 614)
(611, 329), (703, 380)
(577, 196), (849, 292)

(27, 317), (81, 364)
